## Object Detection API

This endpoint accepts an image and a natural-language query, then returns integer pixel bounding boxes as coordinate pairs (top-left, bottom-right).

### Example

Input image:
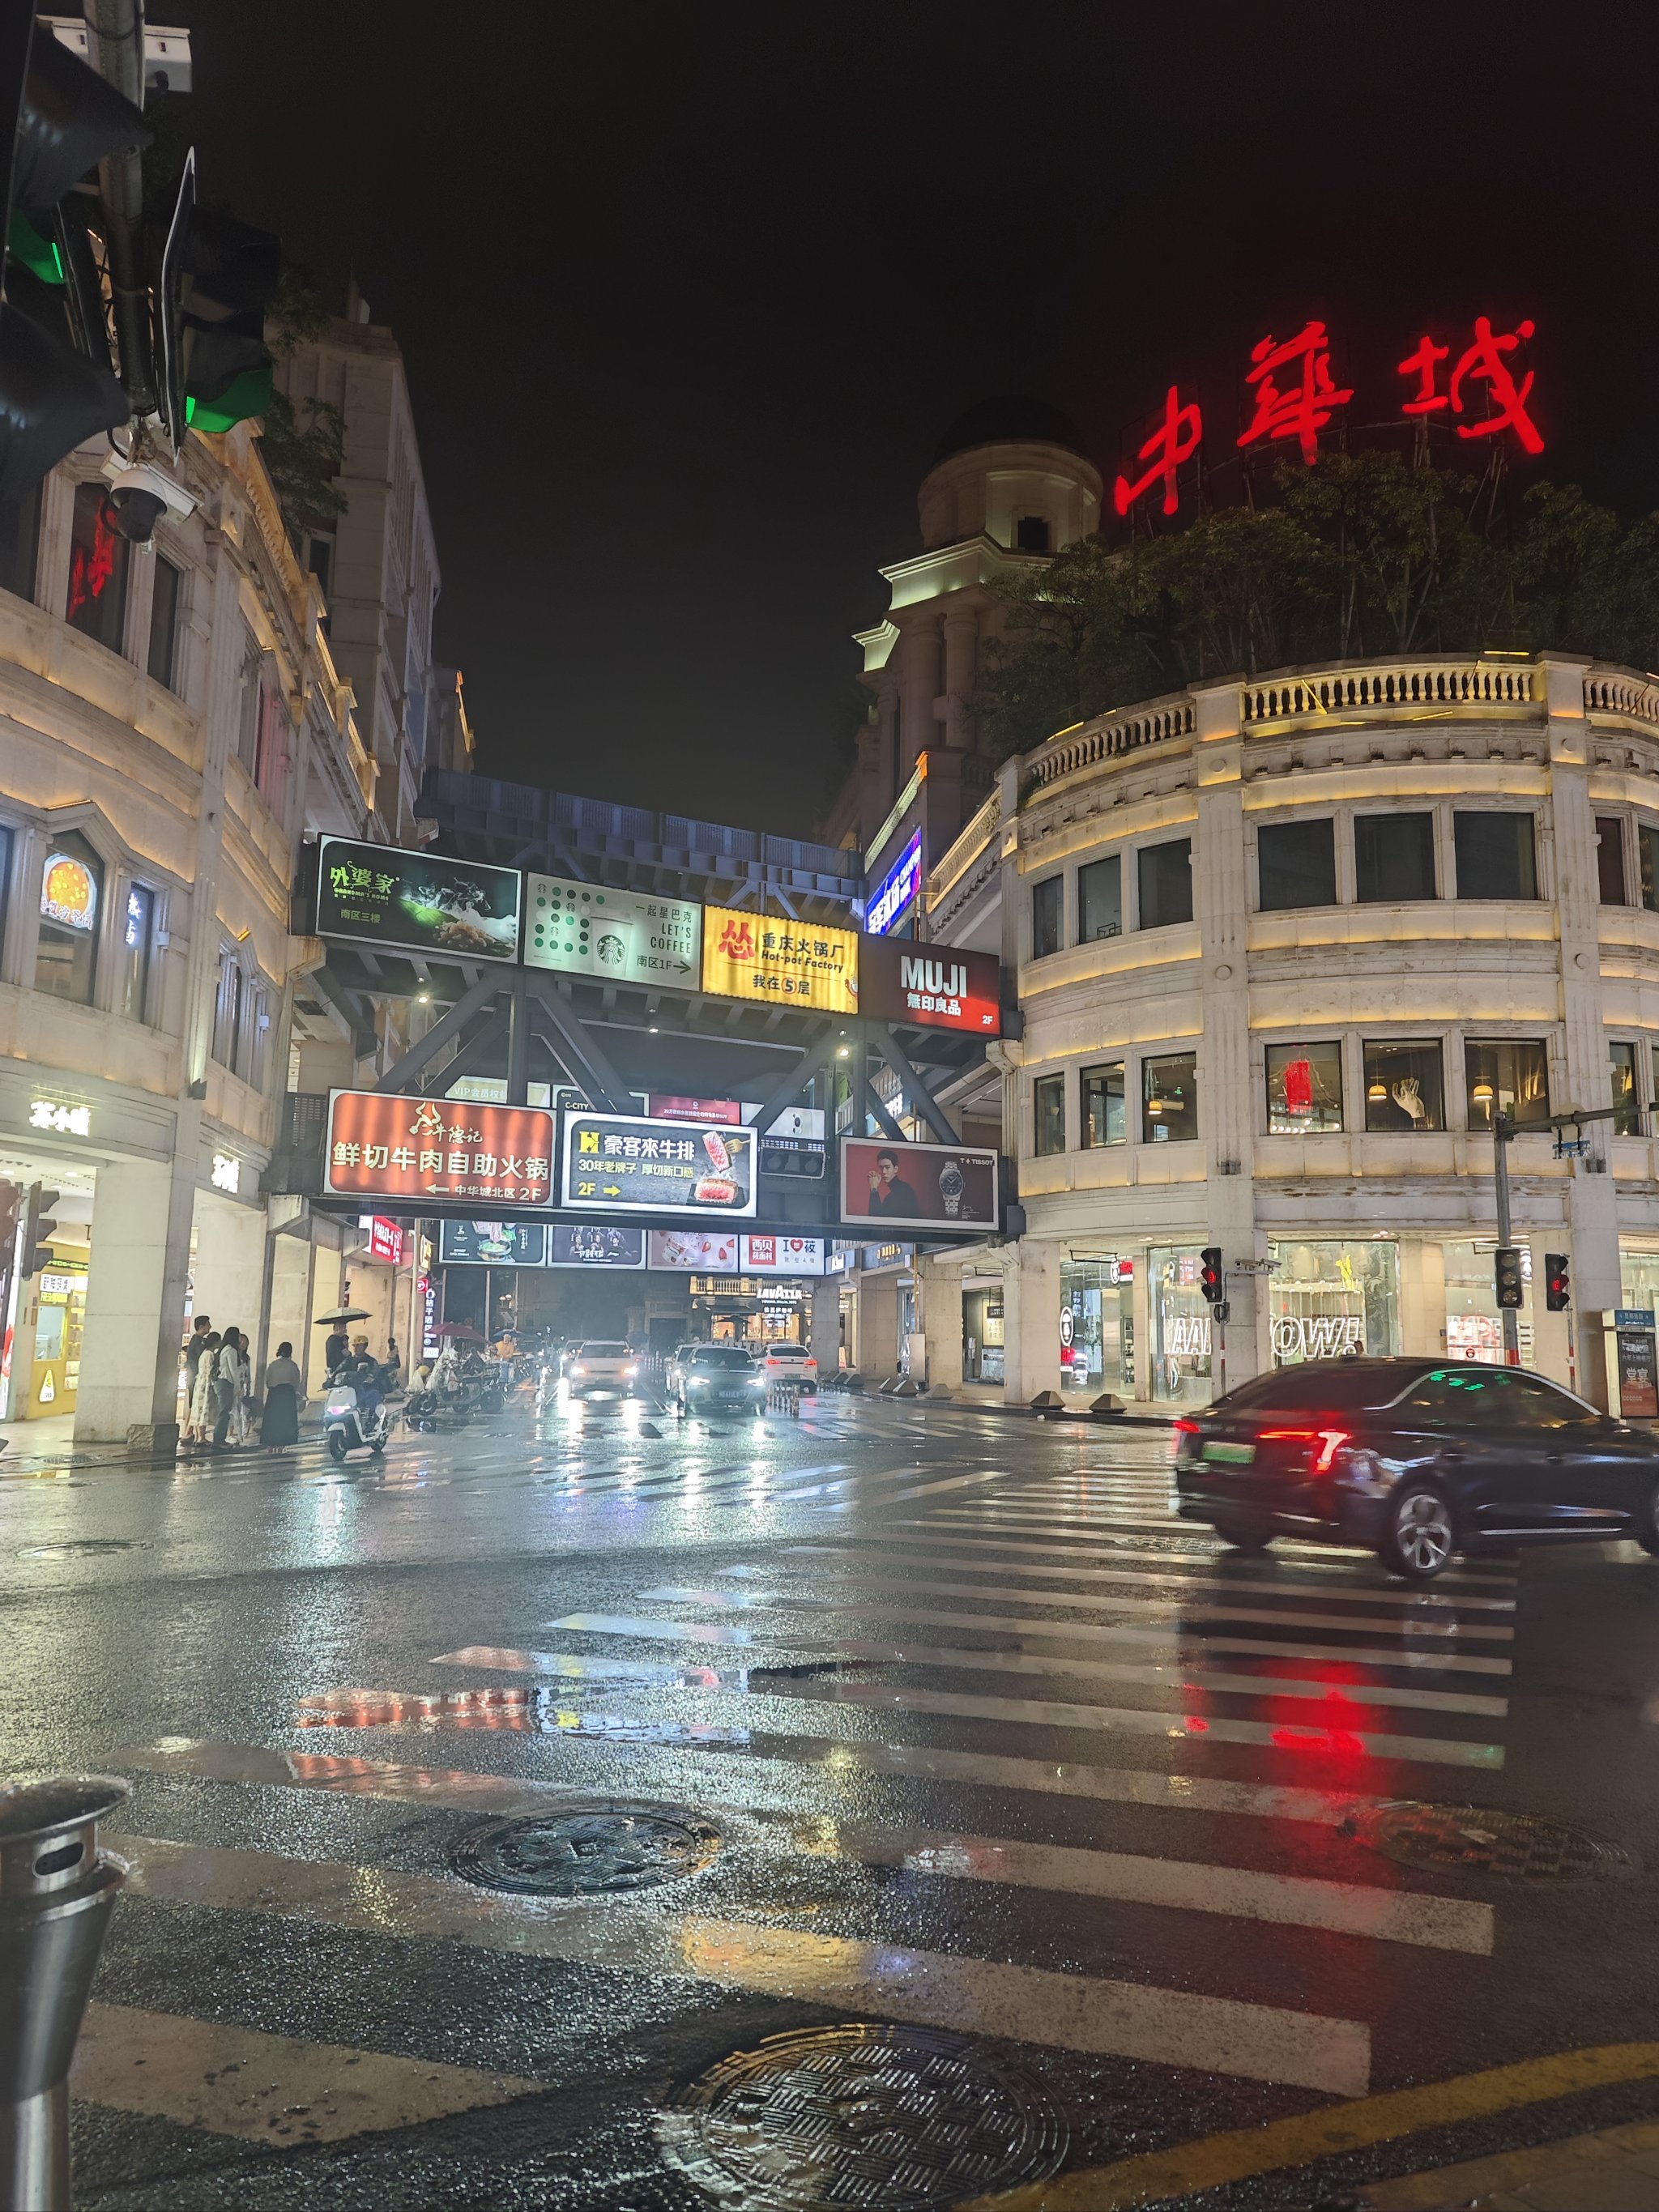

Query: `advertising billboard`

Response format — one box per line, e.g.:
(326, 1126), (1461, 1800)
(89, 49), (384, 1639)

(839, 1137), (999, 1233)
(859, 936), (1001, 1035)
(648, 1230), (740, 1270)
(548, 1225), (646, 1268)
(315, 838), (521, 961)
(702, 905), (859, 1014)
(438, 1220), (548, 1266)
(326, 1092), (556, 1206)
(561, 1111), (757, 1217)
(524, 874), (702, 985)
(740, 1234), (825, 1276)
(867, 830), (923, 936)
(648, 1095), (742, 1125)
(368, 1217), (407, 1266)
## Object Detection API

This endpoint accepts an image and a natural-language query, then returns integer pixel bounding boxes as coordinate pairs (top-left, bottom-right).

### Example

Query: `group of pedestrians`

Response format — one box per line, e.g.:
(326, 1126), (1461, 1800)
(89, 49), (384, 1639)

(181, 1315), (305, 1455)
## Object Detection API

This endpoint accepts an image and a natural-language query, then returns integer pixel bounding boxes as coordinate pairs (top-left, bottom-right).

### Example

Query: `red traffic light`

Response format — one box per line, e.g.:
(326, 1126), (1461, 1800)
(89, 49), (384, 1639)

(1200, 1247), (1223, 1306)
(1544, 1252), (1570, 1312)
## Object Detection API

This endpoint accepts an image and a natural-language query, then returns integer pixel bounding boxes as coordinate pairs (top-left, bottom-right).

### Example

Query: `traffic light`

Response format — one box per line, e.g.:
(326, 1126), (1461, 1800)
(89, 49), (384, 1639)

(21, 1183), (59, 1279)
(158, 152), (282, 444)
(0, 7), (147, 501)
(1494, 1246), (1525, 1311)
(1200, 1247), (1224, 1306)
(1545, 1252), (1571, 1313)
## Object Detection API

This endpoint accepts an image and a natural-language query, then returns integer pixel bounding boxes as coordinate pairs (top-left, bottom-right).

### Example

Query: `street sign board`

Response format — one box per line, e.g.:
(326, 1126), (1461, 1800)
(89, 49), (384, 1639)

(326, 1091), (555, 1207)
(702, 905), (859, 1014)
(315, 837), (521, 961)
(439, 1220), (548, 1266)
(740, 1234), (825, 1276)
(561, 1111), (757, 1217)
(867, 830), (923, 936)
(524, 873), (701, 984)
(839, 1137), (999, 1233)
(858, 936), (1001, 1035)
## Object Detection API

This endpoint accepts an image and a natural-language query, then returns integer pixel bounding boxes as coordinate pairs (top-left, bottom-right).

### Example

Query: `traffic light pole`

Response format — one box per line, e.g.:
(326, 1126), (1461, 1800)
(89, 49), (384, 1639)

(1492, 1110), (1520, 1367)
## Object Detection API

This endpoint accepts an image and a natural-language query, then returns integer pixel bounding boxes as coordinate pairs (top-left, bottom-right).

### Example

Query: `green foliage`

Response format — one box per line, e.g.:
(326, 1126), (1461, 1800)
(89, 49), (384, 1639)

(975, 454), (1659, 763)
(258, 265), (347, 544)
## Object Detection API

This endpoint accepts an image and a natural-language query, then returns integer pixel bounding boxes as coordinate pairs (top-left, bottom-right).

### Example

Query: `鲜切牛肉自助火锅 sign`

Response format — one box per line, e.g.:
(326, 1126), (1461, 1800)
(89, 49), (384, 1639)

(524, 874), (701, 983)
(702, 906), (859, 1013)
(316, 839), (521, 961)
(562, 1112), (757, 1217)
(326, 1093), (553, 1205)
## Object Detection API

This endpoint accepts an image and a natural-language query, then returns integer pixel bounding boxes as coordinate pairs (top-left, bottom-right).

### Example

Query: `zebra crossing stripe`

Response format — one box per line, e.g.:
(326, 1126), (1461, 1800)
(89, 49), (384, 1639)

(72, 2000), (542, 2143)
(104, 1831), (1371, 2094)
(824, 1528), (1517, 1588)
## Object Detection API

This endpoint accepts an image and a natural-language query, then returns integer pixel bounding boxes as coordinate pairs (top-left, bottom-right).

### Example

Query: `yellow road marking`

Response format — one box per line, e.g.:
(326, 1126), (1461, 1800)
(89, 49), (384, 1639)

(955, 2041), (1659, 2210)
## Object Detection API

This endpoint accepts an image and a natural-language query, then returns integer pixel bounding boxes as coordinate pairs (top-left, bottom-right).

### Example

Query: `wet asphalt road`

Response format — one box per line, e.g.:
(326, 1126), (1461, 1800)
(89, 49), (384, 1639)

(5, 1382), (1659, 2210)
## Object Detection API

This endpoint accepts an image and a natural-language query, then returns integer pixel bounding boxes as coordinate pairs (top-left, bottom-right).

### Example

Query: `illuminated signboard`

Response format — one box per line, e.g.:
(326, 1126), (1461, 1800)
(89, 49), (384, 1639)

(524, 874), (701, 985)
(1114, 313), (1545, 521)
(740, 1235), (825, 1276)
(369, 1217), (406, 1266)
(41, 851), (97, 932)
(702, 905), (859, 1014)
(326, 1091), (555, 1205)
(648, 1230), (740, 1270)
(867, 831), (923, 937)
(562, 1111), (757, 1217)
(439, 1220), (548, 1266)
(30, 1098), (90, 1136)
(839, 1137), (999, 1234)
(315, 837), (521, 962)
(647, 1096), (742, 1125)
(548, 1225), (646, 1268)
(858, 936), (1001, 1035)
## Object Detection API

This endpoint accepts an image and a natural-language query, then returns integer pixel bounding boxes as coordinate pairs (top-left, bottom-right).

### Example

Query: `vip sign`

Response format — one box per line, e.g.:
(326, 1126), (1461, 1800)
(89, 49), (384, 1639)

(524, 874), (701, 985)
(702, 906), (859, 1014)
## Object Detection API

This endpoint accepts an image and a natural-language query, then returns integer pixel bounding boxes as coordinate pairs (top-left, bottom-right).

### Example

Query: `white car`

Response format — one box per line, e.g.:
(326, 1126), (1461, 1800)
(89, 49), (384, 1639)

(565, 1341), (640, 1397)
(757, 1344), (818, 1391)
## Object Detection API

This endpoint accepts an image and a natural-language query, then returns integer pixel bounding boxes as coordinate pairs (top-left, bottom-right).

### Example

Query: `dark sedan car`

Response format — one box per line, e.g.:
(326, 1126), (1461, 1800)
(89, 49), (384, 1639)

(1173, 1356), (1659, 1580)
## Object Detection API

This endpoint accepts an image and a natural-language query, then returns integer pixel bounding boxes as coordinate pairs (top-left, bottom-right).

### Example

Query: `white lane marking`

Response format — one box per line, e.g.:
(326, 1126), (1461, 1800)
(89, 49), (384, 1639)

(904, 1515), (1517, 1584)
(110, 1735), (1380, 1833)
(885, 1468), (1011, 1502)
(766, 1548), (1516, 1613)
(108, 1831), (1371, 2095)
(72, 2001), (541, 2144)
(534, 1630), (1503, 1766)
(623, 1605), (1508, 1716)
(834, 1527), (1516, 1589)
(99, 1742), (1481, 1952)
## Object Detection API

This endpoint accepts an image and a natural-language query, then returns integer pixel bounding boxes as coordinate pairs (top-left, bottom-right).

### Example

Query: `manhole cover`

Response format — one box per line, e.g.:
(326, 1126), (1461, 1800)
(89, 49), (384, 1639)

(1349, 1801), (1634, 1881)
(449, 1805), (723, 1896)
(658, 2022), (1068, 2210)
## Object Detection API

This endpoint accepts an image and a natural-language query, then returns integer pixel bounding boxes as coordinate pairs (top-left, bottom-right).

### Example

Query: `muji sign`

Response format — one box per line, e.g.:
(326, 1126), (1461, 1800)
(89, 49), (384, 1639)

(1114, 315), (1542, 520)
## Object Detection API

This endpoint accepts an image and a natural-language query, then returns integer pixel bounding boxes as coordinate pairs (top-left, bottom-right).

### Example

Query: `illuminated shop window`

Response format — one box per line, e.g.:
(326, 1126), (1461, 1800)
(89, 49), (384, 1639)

(1465, 1038), (1550, 1131)
(1268, 1238), (1401, 1365)
(1142, 1051), (1197, 1143)
(1363, 1038), (1444, 1132)
(1265, 1041), (1344, 1133)
(1610, 1041), (1642, 1136)
(35, 830), (103, 1004)
(65, 483), (128, 653)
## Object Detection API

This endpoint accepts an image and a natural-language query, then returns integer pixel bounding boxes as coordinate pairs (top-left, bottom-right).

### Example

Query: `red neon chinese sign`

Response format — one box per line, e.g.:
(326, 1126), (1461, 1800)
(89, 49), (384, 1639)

(1398, 316), (1543, 454)
(1236, 320), (1354, 467)
(1114, 385), (1203, 518)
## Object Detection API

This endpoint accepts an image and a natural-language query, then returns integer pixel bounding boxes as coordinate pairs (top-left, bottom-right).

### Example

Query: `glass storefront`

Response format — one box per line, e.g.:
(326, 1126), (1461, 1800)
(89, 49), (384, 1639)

(964, 1286), (1004, 1383)
(1061, 1259), (1134, 1395)
(1149, 1245), (1212, 1403)
(1621, 1245), (1659, 1320)
(1443, 1239), (1533, 1366)
(1268, 1239), (1401, 1365)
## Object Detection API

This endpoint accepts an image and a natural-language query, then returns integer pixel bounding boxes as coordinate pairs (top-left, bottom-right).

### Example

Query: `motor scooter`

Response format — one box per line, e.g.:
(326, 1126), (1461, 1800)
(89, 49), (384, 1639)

(322, 1367), (394, 1459)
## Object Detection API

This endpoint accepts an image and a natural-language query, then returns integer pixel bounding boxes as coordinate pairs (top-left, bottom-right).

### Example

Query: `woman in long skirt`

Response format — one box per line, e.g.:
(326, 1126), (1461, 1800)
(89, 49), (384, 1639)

(261, 1341), (302, 1451)
(188, 1332), (221, 1445)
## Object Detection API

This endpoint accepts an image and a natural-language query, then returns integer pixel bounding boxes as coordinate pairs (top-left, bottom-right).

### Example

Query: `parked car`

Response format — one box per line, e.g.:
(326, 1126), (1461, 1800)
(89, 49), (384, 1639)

(668, 1342), (768, 1413)
(757, 1344), (818, 1392)
(1173, 1356), (1659, 1581)
(564, 1341), (641, 1398)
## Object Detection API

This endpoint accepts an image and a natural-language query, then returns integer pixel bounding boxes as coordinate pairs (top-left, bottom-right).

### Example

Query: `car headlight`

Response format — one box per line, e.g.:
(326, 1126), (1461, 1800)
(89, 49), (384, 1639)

(623, 1364), (638, 1377)
(571, 1365), (586, 1377)
(689, 1376), (707, 1388)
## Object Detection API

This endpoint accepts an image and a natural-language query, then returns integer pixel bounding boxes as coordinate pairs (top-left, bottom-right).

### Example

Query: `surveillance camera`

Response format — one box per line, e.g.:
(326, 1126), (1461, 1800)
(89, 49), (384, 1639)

(99, 461), (197, 544)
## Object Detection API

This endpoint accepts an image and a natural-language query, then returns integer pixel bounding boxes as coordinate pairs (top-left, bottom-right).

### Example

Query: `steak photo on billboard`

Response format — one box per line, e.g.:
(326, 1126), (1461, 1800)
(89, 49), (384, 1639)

(839, 1138), (998, 1232)
(562, 1112), (757, 1217)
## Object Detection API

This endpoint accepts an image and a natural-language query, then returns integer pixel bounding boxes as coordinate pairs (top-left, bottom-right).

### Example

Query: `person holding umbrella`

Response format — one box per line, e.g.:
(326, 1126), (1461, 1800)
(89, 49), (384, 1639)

(316, 1306), (372, 1381)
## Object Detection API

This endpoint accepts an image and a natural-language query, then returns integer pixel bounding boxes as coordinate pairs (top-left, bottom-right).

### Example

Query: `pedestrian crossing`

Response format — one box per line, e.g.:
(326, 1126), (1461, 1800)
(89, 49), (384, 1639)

(83, 1443), (1527, 2167)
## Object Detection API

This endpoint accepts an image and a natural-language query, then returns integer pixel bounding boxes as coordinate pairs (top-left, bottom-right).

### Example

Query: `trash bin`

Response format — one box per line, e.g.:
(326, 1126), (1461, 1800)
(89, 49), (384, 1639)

(0, 1776), (130, 2212)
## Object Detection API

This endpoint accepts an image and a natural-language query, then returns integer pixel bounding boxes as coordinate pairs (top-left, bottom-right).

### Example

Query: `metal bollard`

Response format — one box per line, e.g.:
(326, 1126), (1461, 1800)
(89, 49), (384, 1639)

(0, 1777), (130, 2212)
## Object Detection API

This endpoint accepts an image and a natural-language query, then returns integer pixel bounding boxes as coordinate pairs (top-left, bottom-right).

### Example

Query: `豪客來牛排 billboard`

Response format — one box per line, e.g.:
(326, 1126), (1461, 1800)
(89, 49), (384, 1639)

(562, 1112), (757, 1217)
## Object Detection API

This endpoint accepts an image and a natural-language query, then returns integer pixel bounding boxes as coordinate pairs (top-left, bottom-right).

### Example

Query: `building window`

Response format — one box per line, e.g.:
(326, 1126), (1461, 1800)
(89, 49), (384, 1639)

(1597, 817), (1629, 906)
(1015, 515), (1051, 553)
(1138, 837), (1193, 930)
(119, 884), (154, 1022)
(1466, 1038), (1550, 1130)
(305, 535), (333, 602)
(1610, 1040), (1642, 1136)
(1030, 875), (1062, 960)
(1453, 812), (1537, 901)
(1265, 1041), (1344, 1132)
(34, 829), (103, 1004)
(0, 481), (41, 604)
(1257, 818), (1337, 911)
(1142, 1051), (1197, 1143)
(1363, 1038), (1445, 1132)
(1082, 1060), (1127, 1146)
(1269, 1239), (1401, 1364)
(212, 951), (245, 1072)
(147, 556), (181, 688)
(1641, 825), (1659, 914)
(1149, 1247), (1213, 1404)
(65, 483), (129, 653)
(1077, 855), (1121, 942)
(1032, 1073), (1066, 1156)
(1354, 811), (1435, 902)
(1062, 1259), (1134, 1395)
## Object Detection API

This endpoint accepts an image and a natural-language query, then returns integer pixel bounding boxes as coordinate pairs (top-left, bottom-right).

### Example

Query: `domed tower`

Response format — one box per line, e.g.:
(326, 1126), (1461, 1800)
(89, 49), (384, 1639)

(830, 399), (1101, 913)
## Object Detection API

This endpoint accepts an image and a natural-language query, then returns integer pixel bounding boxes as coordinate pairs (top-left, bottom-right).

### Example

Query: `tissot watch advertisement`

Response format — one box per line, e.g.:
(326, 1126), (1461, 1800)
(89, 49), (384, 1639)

(839, 1137), (998, 1232)
(858, 936), (1001, 1035)
(315, 838), (522, 961)
(561, 1111), (757, 1216)
(326, 1092), (556, 1205)
(524, 874), (702, 984)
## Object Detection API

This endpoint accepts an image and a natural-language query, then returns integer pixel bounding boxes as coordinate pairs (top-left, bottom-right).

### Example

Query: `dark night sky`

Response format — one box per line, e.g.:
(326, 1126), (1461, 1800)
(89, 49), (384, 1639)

(172, 1), (1659, 837)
